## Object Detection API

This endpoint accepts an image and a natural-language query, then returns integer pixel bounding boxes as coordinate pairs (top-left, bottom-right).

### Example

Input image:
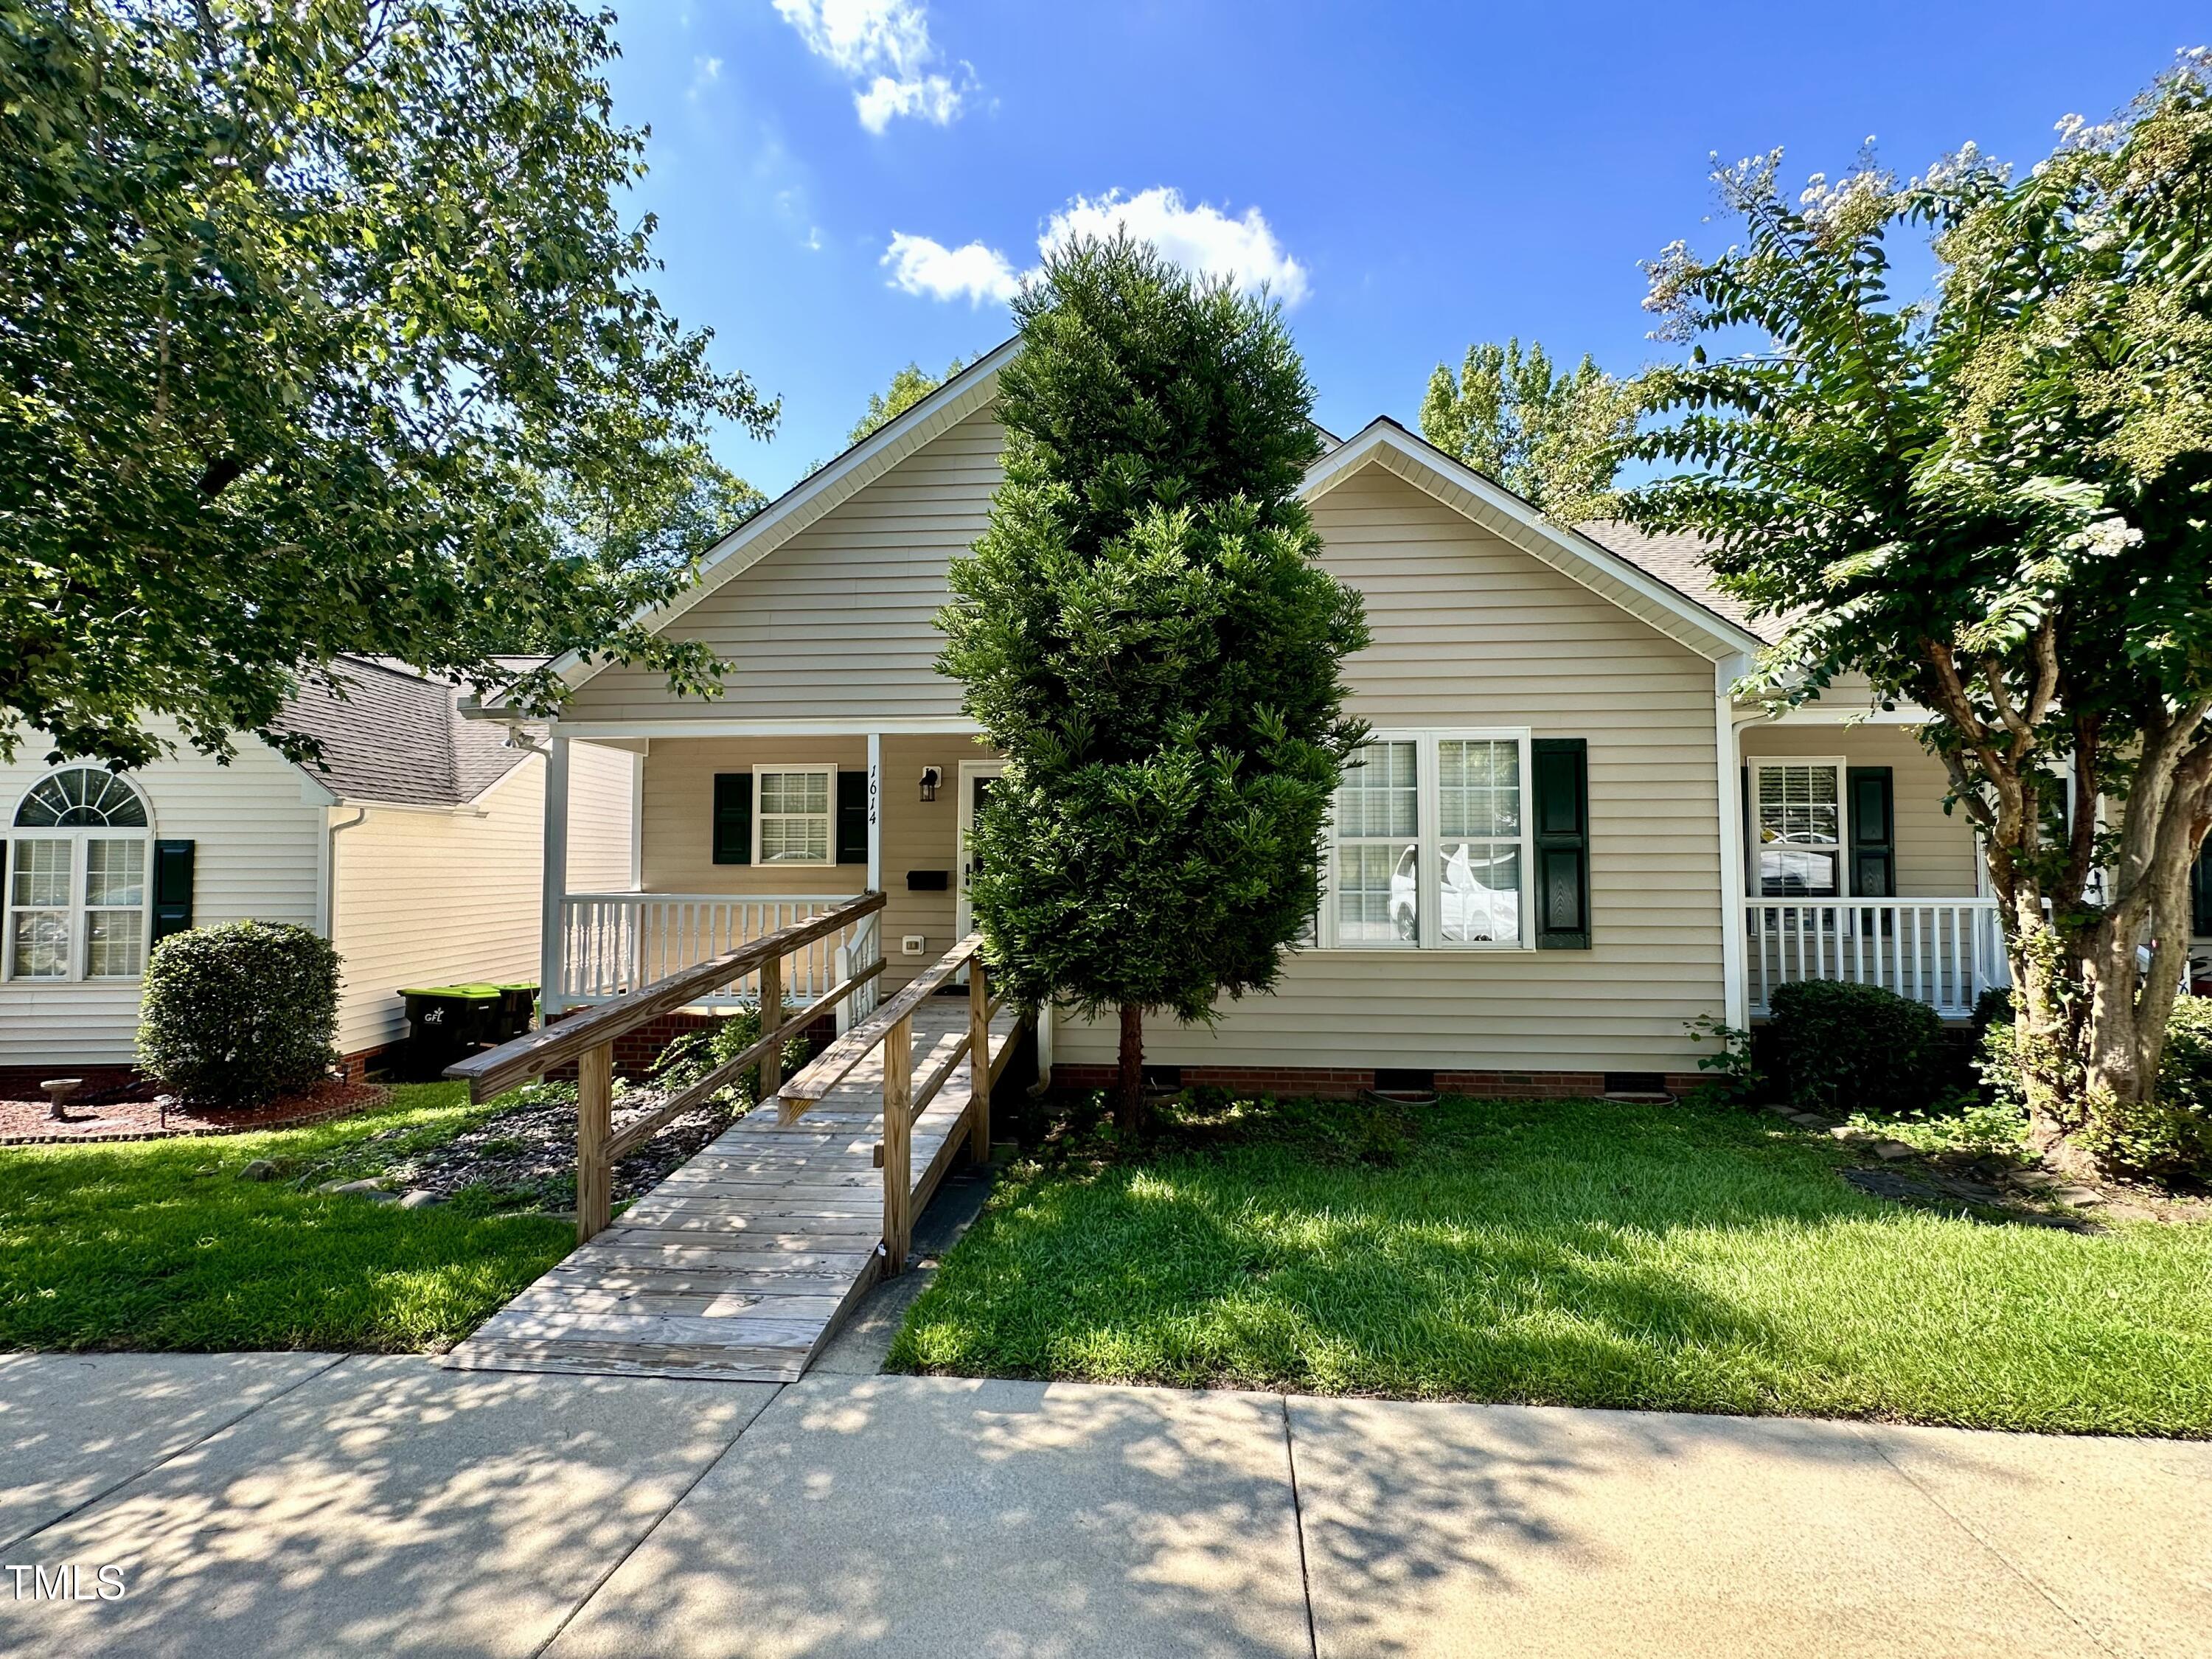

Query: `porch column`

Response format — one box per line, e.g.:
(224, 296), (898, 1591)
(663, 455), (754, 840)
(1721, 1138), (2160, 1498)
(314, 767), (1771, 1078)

(866, 731), (883, 891)
(1715, 661), (1750, 1029)
(540, 732), (570, 1019)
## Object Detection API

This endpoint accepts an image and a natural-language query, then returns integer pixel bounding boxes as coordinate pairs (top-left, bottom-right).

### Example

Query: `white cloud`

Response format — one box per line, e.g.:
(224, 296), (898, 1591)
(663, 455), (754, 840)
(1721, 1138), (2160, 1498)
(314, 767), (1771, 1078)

(1039, 188), (1309, 305)
(686, 55), (722, 100)
(773, 0), (971, 133)
(883, 187), (1310, 308)
(882, 231), (1020, 305)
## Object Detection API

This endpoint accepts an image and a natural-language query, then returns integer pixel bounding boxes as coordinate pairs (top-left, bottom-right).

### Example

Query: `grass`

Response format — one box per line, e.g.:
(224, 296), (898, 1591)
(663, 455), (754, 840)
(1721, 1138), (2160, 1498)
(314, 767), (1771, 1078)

(888, 1091), (2212, 1436)
(0, 1084), (571, 1352)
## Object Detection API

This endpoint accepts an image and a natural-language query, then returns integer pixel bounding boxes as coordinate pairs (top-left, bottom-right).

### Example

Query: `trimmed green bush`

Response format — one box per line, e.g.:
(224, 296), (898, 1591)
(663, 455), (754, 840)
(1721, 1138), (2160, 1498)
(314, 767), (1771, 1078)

(137, 922), (341, 1105)
(1766, 978), (1946, 1115)
(2081, 998), (2212, 1180)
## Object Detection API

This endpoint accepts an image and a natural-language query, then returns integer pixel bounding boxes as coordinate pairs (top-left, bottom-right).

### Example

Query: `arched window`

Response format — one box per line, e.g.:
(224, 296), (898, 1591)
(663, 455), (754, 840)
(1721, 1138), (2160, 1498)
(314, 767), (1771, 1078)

(6, 767), (154, 981)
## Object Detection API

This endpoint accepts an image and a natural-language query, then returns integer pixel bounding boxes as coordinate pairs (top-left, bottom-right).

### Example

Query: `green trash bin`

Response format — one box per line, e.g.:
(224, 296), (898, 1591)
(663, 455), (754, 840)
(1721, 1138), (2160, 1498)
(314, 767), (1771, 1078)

(397, 985), (505, 1080)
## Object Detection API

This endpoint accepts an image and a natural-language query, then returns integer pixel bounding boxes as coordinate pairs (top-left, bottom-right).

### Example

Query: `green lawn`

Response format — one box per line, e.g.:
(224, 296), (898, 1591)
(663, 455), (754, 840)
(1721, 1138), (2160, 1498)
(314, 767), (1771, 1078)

(0, 1084), (571, 1352)
(889, 1093), (2212, 1436)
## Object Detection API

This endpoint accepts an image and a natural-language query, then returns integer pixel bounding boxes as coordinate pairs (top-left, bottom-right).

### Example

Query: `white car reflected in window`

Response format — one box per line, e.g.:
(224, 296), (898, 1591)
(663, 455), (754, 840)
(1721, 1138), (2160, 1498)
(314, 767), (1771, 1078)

(1388, 844), (1520, 944)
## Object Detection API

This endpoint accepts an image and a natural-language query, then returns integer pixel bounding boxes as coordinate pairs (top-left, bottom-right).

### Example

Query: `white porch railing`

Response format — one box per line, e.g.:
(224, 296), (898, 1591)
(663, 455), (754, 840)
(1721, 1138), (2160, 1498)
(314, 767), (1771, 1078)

(1746, 898), (2006, 1020)
(558, 893), (882, 1019)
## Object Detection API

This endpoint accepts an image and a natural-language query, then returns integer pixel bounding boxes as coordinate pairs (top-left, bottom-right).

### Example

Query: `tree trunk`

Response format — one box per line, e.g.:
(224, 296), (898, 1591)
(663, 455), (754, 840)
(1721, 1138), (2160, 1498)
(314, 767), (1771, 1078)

(1116, 1002), (1146, 1138)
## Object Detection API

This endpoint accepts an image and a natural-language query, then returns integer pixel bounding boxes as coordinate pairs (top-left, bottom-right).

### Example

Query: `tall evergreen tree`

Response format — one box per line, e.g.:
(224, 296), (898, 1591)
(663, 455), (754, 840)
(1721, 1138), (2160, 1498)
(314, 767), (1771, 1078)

(939, 237), (1368, 1133)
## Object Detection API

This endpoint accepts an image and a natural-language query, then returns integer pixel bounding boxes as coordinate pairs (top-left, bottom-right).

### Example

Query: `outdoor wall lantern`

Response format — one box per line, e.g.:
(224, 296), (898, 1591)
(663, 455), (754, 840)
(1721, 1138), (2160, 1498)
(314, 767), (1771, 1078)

(919, 766), (942, 802)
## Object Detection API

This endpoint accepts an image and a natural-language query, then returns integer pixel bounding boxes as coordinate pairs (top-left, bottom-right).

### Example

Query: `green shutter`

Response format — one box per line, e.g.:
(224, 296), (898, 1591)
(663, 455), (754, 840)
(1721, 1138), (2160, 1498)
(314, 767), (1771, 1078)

(1846, 768), (1894, 898)
(712, 773), (752, 865)
(153, 839), (195, 943)
(1531, 737), (1590, 950)
(836, 771), (868, 864)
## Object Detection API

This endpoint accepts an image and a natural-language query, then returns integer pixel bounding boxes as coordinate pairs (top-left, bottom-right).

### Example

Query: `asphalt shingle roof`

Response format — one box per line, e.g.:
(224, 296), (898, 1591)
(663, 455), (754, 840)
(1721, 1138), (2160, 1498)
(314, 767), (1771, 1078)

(1573, 520), (1780, 644)
(278, 657), (540, 807)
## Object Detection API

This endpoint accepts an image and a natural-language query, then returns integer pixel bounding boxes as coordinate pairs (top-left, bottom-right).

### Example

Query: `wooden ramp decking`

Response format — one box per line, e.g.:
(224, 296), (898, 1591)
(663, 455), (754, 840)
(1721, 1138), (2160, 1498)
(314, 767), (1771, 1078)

(445, 1001), (1009, 1382)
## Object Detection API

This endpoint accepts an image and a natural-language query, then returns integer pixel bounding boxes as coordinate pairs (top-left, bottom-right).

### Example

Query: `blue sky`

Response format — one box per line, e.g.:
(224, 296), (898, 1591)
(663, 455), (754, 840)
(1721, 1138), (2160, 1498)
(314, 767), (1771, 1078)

(605, 1), (2207, 496)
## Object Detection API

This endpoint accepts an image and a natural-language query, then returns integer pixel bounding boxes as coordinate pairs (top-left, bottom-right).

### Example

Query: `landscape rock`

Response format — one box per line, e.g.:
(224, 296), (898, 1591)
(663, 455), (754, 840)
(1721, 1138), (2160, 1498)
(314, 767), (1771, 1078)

(1874, 1141), (1916, 1161)
(2051, 1185), (2105, 1208)
(237, 1159), (278, 1182)
(397, 1189), (442, 1210)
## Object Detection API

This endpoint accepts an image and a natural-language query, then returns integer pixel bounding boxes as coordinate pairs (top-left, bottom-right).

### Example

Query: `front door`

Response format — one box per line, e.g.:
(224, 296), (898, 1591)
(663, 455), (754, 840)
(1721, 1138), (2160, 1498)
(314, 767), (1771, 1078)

(956, 761), (1005, 941)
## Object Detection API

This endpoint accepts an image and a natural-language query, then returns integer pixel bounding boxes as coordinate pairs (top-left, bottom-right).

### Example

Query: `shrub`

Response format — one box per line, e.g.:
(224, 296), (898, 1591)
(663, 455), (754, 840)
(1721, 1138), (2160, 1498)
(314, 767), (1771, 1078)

(137, 922), (341, 1105)
(2080, 998), (2212, 1181)
(649, 1004), (812, 1107)
(1765, 978), (1946, 1115)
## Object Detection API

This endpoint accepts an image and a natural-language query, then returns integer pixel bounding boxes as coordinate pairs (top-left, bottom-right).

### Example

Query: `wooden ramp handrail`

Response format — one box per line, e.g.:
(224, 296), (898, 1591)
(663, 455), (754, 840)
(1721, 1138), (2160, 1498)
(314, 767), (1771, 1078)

(776, 931), (1025, 1276)
(778, 933), (984, 1113)
(441, 889), (888, 1245)
(447, 891), (888, 1103)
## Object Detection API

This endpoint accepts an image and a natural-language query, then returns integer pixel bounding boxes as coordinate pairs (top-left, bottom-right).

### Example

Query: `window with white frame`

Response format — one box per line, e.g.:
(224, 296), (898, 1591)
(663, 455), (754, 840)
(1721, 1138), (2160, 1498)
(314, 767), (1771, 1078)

(1751, 758), (1843, 897)
(753, 766), (835, 865)
(1324, 731), (1530, 948)
(6, 767), (153, 981)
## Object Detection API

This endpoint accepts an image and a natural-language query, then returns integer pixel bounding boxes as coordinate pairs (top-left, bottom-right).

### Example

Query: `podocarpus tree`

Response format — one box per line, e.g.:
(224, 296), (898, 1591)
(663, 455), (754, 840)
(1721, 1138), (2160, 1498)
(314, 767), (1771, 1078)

(1628, 55), (2212, 1172)
(0, 0), (773, 769)
(938, 236), (1368, 1134)
(1419, 338), (1636, 522)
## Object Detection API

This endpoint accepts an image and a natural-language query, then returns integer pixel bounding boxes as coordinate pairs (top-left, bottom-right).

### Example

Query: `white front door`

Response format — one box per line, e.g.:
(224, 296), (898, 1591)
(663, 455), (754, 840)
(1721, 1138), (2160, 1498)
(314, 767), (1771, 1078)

(956, 760), (1006, 941)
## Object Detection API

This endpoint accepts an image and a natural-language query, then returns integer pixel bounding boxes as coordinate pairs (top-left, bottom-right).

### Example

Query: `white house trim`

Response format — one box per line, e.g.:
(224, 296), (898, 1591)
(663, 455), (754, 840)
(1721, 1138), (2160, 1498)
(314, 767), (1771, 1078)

(523, 717), (987, 741)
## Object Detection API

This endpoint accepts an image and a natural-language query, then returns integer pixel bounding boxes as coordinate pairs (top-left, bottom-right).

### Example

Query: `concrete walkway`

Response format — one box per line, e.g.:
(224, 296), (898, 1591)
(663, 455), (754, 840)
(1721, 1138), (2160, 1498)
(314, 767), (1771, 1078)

(2, 1354), (2207, 1658)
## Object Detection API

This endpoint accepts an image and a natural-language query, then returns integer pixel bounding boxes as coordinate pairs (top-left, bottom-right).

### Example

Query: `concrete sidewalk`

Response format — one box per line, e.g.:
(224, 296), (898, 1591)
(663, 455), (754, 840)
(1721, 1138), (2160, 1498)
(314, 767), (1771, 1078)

(2, 1354), (2206, 1658)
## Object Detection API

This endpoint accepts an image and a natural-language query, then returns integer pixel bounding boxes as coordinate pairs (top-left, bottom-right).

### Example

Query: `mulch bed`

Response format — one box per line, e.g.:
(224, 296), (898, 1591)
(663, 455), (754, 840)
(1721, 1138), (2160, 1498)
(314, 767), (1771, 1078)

(0, 1075), (388, 1146)
(307, 1081), (748, 1211)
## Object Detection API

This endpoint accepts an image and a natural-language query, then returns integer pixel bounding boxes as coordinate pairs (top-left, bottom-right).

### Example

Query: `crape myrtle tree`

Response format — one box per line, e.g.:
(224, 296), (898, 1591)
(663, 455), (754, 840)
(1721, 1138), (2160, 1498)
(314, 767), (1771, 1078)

(938, 236), (1369, 1135)
(0, 0), (773, 770)
(1627, 54), (2212, 1172)
(1419, 338), (1637, 522)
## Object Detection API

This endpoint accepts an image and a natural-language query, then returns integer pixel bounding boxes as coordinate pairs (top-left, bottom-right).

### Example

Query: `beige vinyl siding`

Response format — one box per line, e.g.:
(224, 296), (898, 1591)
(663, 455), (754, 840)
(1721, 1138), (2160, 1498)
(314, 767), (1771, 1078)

(559, 410), (1005, 726)
(330, 743), (636, 1055)
(566, 739), (641, 893)
(0, 724), (325, 1065)
(637, 734), (983, 991)
(1056, 467), (1728, 1076)
(1740, 724), (1980, 898)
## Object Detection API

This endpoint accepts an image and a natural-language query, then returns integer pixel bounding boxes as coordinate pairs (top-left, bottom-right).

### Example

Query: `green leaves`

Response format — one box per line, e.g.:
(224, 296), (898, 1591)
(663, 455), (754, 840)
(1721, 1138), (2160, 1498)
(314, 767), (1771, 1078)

(938, 235), (1367, 1033)
(1, 0), (773, 765)
(1419, 337), (1635, 522)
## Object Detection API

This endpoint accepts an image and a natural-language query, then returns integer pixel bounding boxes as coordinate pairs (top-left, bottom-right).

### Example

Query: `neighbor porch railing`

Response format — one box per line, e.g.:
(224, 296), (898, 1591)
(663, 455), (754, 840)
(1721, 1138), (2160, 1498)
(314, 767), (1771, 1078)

(557, 892), (874, 1010)
(1746, 897), (2006, 1019)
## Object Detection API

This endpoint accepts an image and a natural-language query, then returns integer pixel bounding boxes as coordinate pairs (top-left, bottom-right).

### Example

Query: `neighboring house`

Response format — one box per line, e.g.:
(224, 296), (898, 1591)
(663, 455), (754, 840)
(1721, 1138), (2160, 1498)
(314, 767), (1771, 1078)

(485, 342), (2208, 1098)
(0, 657), (636, 1071)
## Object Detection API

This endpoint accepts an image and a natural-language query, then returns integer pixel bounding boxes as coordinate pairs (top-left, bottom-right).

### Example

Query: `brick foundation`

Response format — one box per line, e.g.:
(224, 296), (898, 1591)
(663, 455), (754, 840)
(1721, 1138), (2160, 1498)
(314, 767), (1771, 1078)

(1049, 1064), (1705, 1101)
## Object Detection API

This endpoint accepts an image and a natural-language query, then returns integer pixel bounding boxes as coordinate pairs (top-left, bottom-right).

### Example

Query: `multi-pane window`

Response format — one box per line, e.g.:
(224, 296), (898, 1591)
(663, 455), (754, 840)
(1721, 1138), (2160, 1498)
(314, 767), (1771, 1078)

(4, 766), (153, 981)
(754, 767), (834, 865)
(1753, 759), (1843, 897)
(1325, 732), (1531, 949)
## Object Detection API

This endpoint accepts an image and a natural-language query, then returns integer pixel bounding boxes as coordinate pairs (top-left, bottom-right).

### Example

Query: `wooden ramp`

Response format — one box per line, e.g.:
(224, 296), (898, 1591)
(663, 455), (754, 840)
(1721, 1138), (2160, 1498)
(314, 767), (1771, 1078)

(445, 1001), (1008, 1382)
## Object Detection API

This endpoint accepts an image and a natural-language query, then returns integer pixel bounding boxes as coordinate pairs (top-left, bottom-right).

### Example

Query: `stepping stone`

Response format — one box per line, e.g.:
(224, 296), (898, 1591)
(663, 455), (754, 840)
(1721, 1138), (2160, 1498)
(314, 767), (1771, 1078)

(2051, 1185), (2104, 1208)
(237, 1159), (278, 1182)
(1875, 1141), (1916, 1161)
(398, 1189), (442, 1210)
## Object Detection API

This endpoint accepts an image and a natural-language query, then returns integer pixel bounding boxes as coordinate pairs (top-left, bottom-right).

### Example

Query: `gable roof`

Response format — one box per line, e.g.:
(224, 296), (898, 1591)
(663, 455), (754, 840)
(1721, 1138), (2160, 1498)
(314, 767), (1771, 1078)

(1305, 420), (1765, 661)
(282, 656), (537, 807)
(532, 337), (1023, 703)
(532, 355), (1764, 709)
